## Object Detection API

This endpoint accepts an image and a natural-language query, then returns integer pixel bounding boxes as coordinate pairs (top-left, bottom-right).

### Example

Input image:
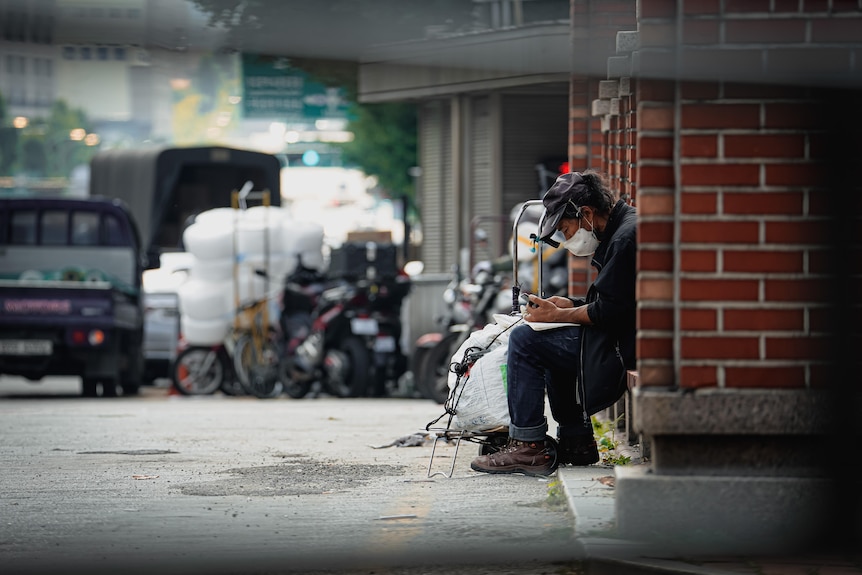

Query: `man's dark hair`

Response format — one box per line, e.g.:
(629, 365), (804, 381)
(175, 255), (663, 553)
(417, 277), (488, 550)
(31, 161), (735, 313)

(564, 169), (615, 218)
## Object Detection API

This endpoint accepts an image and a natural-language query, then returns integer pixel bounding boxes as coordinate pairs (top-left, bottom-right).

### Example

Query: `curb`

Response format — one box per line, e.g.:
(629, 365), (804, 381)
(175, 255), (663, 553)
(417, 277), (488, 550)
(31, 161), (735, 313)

(555, 465), (862, 575)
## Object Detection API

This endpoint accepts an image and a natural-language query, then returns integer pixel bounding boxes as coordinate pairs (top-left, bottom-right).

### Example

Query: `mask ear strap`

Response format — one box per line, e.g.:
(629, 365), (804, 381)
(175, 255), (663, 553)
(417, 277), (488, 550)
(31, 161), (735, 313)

(567, 199), (581, 219)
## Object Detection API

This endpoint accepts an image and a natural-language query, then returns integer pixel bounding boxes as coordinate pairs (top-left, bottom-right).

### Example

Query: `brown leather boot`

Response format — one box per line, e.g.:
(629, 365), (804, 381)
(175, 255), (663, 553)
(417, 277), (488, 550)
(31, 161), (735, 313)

(470, 438), (556, 476)
(557, 435), (599, 466)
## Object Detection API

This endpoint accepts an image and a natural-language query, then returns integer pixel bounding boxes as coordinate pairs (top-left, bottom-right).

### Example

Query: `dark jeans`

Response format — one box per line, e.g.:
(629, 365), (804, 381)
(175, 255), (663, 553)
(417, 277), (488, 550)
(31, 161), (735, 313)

(506, 323), (592, 442)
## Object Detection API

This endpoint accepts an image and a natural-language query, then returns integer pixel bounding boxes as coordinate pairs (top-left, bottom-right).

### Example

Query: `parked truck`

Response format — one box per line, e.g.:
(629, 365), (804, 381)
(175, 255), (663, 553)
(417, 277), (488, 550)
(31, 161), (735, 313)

(0, 196), (155, 396)
(87, 145), (282, 381)
(88, 145), (282, 256)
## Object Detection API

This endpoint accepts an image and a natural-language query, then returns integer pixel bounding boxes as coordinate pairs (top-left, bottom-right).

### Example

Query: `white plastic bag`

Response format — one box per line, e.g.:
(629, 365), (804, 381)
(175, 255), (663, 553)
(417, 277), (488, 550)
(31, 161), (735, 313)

(449, 344), (510, 431)
(446, 314), (521, 431)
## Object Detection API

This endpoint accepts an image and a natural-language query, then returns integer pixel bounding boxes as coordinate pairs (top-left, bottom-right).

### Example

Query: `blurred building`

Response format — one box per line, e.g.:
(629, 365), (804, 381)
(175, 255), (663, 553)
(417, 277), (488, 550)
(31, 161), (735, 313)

(0, 0), (224, 145)
(358, 0), (575, 274)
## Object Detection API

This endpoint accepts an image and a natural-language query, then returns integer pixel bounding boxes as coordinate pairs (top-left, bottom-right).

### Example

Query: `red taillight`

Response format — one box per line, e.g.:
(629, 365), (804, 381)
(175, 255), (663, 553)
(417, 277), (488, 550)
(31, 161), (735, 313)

(69, 329), (106, 346)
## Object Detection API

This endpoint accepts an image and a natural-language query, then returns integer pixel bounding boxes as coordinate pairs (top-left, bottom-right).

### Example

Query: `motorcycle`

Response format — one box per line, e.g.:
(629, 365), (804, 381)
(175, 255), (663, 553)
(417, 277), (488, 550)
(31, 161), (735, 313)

(279, 276), (370, 399)
(277, 241), (411, 399)
(352, 274), (411, 397)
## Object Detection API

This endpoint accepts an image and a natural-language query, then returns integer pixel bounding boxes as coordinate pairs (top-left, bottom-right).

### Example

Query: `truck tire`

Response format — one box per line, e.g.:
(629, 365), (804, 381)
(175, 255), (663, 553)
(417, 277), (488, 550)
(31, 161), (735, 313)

(121, 382), (141, 396)
(121, 353), (143, 396)
(102, 379), (120, 397)
(120, 332), (144, 396)
(81, 377), (120, 397)
(82, 378), (99, 397)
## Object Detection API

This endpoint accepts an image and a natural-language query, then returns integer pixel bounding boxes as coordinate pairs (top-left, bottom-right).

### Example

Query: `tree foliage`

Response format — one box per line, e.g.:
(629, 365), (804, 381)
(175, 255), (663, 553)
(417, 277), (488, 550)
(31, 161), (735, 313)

(285, 60), (419, 208)
(190, 1), (438, 209)
(339, 102), (417, 205)
(3, 99), (96, 177)
(0, 92), (19, 175)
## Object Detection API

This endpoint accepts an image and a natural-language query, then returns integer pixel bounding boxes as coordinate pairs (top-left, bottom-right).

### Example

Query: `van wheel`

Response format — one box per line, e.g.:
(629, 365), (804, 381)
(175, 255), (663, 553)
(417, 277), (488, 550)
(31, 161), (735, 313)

(102, 379), (119, 397)
(81, 378), (119, 397)
(82, 378), (99, 397)
(121, 383), (140, 396)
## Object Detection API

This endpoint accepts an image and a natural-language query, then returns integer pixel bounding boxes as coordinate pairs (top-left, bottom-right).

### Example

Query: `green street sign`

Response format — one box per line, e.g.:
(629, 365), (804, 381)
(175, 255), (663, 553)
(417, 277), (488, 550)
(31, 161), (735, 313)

(241, 54), (351, 121)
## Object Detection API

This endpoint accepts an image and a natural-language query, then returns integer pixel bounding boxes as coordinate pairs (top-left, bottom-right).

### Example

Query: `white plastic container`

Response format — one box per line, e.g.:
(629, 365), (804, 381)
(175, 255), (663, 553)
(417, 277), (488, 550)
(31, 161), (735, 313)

(236, 253), (295, 287)
(234, 263), (268, 305)
(235, 217), (283, 258)
(178, 278), (233, 320)
(245, 205), (289, 225)
(182, 220), (235, 261)
(283, 220), (325, 270)
(190, 256), (233, 282)
(180, 315), (229, 346)
(192, 208), (236, 228)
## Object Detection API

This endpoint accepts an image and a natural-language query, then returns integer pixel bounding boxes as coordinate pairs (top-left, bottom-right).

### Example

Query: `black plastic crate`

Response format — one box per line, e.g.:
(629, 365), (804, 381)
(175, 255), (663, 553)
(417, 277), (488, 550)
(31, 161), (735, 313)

(328, 242), (399, 280)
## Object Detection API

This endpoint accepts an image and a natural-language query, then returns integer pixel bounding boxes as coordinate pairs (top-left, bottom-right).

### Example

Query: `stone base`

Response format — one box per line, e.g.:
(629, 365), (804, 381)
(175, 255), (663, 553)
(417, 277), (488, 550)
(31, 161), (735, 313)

(616, 387), (857, 556)
(615, 465), (833, 556)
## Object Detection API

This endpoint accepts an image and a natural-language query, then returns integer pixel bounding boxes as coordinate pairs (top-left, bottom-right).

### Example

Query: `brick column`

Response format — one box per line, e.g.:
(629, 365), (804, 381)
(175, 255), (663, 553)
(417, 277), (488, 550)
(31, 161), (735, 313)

(603, 0), (862, 555)
(568, 1), (637, 297)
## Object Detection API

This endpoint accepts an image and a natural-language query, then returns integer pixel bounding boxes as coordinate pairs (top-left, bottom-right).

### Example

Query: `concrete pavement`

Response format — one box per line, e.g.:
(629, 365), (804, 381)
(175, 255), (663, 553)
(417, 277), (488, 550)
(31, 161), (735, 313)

(1, 378), (858, 575)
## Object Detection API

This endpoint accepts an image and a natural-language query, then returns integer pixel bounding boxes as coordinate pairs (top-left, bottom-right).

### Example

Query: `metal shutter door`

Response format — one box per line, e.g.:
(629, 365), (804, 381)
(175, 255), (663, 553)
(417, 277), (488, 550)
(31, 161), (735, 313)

(418, 100), (453, 274)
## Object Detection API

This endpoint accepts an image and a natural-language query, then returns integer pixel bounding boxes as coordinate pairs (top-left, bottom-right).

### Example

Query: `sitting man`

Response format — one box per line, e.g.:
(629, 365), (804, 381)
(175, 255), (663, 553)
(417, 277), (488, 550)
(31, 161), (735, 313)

(471, 170), (637, 476)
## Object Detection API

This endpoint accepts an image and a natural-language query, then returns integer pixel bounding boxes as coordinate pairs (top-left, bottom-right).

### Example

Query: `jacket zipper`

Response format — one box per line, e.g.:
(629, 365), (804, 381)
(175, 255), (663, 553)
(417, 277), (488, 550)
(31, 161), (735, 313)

(614, 340), (626, 386)
(578, 332), (589, 427)
(577, 288), (595, 427)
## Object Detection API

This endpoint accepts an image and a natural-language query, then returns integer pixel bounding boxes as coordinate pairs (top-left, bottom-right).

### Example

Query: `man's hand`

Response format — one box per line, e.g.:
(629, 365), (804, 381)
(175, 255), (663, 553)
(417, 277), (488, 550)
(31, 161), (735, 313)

(522, 294), (558, 323)
(547, 296), (573, 308)
(522, 293), (591, 325)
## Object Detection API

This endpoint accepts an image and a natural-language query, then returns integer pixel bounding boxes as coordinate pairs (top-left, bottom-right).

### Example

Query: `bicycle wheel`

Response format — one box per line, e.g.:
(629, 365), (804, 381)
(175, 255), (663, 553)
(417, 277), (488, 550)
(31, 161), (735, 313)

(172, 346), (227, 395)
(233, 333), (283, 399)
(219, 373), (245, 396)
(278, 359), (313, 399)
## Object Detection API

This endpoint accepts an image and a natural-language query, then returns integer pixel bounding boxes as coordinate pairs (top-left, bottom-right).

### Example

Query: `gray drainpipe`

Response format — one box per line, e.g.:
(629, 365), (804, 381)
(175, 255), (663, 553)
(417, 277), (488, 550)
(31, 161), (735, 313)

(451, 95), (463, 269)
(673, 0), (684, 389)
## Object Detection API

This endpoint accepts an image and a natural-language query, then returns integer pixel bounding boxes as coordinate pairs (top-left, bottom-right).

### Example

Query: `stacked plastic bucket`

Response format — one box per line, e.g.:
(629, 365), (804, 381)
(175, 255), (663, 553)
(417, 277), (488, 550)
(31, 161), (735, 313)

(178, 206), (325, 346)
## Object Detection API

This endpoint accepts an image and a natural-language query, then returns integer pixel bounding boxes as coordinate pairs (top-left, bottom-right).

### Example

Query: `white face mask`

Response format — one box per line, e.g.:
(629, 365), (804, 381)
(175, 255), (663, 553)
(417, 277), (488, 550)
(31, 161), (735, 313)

(561, 216), (599, 256)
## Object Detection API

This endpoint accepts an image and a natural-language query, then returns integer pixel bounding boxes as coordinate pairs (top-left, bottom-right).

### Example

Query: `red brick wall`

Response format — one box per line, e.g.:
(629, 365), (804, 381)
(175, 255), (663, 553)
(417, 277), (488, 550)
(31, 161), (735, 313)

(568, 77), (600, 297)
(620, 1), (861, 389)
(567, 0), (638, 296)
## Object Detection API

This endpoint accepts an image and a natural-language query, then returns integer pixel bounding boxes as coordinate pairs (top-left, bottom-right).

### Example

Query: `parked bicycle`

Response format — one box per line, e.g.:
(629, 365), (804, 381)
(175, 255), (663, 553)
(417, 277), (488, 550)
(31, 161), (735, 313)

(231, 279), (284, 399)
(171, 338), (236, 396)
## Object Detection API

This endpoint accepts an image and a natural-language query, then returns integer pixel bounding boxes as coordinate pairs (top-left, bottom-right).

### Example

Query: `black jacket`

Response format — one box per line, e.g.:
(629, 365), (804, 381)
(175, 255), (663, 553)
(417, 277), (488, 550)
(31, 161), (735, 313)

(577, 200), (637, 415)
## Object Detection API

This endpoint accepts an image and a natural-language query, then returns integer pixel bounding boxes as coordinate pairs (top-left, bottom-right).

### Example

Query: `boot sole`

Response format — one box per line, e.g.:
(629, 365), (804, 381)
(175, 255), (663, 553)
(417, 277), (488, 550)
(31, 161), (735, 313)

(470, 462), (556, 477)
(557, 455), (599, 466)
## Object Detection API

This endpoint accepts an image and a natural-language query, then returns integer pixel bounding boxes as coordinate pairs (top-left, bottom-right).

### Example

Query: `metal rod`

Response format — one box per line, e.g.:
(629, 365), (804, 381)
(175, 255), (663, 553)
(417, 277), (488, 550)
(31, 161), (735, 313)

(511, 199), (545, 313)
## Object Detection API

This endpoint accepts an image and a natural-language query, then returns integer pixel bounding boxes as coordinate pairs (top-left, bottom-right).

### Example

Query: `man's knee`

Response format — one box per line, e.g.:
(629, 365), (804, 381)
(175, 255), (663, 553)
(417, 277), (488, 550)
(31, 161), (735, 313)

(509, 324), (536, 352)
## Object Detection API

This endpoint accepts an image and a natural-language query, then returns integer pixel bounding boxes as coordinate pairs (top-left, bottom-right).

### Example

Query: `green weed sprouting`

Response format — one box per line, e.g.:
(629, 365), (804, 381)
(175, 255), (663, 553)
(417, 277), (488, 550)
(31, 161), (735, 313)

(546, 477), (567, 508)
(591, 414), (631, 466)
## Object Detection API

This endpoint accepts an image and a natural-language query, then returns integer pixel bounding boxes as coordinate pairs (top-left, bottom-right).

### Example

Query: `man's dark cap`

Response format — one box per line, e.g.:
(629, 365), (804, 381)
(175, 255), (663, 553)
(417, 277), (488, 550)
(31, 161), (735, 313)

(538, 172), (587, 241)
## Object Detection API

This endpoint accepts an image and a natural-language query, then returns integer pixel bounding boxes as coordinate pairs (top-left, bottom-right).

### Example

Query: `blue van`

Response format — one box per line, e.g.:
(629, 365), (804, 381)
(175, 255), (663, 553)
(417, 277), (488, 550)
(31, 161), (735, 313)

(0, 196), (155, 396)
